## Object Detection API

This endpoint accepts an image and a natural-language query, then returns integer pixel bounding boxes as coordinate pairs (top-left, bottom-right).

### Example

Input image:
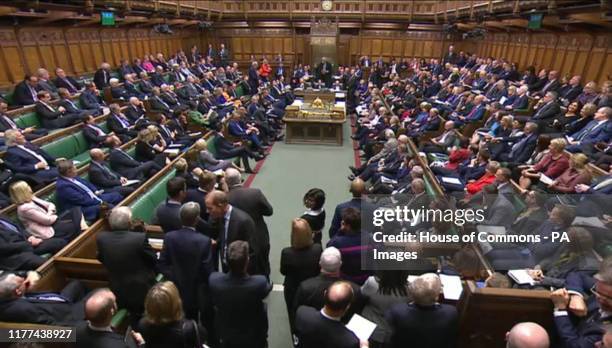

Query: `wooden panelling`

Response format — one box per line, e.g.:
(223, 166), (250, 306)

(0, 26), (194, 88)
(466, 32), (610, 85)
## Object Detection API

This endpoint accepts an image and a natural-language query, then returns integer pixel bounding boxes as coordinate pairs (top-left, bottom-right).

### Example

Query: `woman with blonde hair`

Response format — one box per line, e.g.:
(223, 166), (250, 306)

(136, 127), (168, 167)
(518, 137), (570, 191)
(280, 218), (323, 332)
(11, 180), (87, 242)
(136, 281), (206, 348)
(547, 153), (592, 193)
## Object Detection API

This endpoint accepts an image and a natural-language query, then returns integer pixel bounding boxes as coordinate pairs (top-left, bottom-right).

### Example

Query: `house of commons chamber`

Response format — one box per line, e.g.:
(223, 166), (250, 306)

(0, 1), (610, 347)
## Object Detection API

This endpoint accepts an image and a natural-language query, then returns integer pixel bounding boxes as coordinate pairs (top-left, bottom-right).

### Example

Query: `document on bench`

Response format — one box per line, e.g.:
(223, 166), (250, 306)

(508, 269), (535, 286)
(539, 174), (554, 185)
(440, 177), (462, 185)
(122, 179), (140, 187)
(164, 148), (180, 155)
(168, 143), (183, 148)
(346, 314), (377, 341)
(440, 274), (463, 301)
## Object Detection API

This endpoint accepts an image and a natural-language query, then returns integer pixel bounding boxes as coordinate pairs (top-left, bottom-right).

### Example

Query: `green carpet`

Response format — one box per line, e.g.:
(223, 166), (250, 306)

(248, 121), (354, 348)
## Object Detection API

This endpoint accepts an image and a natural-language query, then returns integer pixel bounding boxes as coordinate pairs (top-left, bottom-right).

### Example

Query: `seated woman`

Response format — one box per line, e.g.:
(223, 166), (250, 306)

(135, 281), (206, 348)
(546, 153), (592, 194)
(299, 188), (326, 245)
(11, 181), (87, 243)
(136, 128), (168, 168)
(518, 138), (569, 191)
(544, 101), (581, 134)
(472, 113), (513, 146)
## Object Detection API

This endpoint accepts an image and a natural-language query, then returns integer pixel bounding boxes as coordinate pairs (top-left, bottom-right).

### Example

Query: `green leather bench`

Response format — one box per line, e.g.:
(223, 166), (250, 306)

(42, 122), (110, 167)
(129, 169), (176, 223)
(14, 112), (42, 129)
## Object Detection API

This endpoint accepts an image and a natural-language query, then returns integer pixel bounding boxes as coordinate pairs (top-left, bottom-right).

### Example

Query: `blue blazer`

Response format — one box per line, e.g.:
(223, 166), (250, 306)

(56, 177), (102, 210)
(512, 94), (529, 109)
(466, 105), (486, 122)
(228, 120), (248, 138)
(5, 145), (56, 174)
(329, 198), (375, 238)
(572, 120), (612, 145)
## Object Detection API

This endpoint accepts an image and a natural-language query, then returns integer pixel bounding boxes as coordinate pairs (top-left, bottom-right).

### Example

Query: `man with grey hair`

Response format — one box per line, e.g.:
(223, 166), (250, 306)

(159, 202), (213, 319)
(293, 247), (363, 324)
(387, 273), (458, 347)
(0, 271), (87, 324)
(94, 62), (112, 90)
(4, 129), (59, 185)
(506, 322), (550, 348)
(226, 167), (273, 277)
(96, 206), (156, 317)
(551, 256), (612, 347)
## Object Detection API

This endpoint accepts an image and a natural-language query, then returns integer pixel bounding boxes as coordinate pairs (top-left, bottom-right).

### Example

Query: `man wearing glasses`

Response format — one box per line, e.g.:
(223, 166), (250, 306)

(551, 256), (612, 347)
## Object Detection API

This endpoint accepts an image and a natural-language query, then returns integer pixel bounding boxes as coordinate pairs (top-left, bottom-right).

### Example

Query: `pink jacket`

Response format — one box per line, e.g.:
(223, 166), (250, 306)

(17, 197), (58, 239)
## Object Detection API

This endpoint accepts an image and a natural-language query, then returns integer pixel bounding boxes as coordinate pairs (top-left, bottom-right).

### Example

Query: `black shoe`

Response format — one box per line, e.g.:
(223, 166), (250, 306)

(349, 166), (358, 174)
(246, 168), (258, 174)
(350, 135), (358, 140)
(275, 134), (285, 141)
(348, 174), (356, 180)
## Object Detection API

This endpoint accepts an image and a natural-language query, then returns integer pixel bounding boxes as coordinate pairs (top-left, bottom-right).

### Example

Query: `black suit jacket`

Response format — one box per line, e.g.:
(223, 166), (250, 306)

(13, 81), (40, 106)
(532, 101), (561, 120)
(214, 207), (258, 273)
(89, 161), (122, 189)
(149, 96), (172, 114)
(0, 218), (37, 270)
(96, 230), (157, 313)
(54, 76), (82, 94)
(386, 302), (458, 348)
(107, 113), (134, 136)
(295, 306), (360, 348)
(75, 322), (128, 348)
(93, 69), (111, 90)
(83, 125), (108, 148)
(208, 271), (272, 345)
(34, 101), (62, 128)
(185, 188), (209, 220)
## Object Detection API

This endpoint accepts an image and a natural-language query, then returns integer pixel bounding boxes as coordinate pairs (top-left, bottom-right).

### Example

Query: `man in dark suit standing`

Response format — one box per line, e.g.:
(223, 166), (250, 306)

(442, 45), (458, 65)
(96, 207), (156, 318)
(93, 62), (112, 90)
(0, 214), (66, 270)
(89, 148), (136, 197)
(13, 75), (41, 106)
(76, 288), (144, 348)
(159, 202), (214, 320)
(0, 101), (47, 141)
(329, 178), (375, 238)
(153, 177), (209, 234)
(317, 57), (333, 88)
(53, 67), (82, 95)
(386, 273), (458, 348)
(108, 138), (160, 181)
(219, 43), (230, 68)
(209, 240), (272, 348)
(295, 281), (362, 348)
(205, 190), (261, 274)
(0, 271), (87, 324)
(4, 129), (58, 185)
(225, 168), (273, 277)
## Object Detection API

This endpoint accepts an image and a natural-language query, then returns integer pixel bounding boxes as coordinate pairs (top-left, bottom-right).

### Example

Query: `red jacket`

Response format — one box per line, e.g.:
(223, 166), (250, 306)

(466, 172), (496, 195)
(446, 149), (471, 171)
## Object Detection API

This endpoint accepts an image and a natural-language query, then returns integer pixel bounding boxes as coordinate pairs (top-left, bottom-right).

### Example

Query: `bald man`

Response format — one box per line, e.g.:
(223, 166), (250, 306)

(506, 322), (550, 348)
(295, 281), (363, 348)
(76, 288), (143, 347)
(88, 148), (136, 197)
(329, 179), (375, 238)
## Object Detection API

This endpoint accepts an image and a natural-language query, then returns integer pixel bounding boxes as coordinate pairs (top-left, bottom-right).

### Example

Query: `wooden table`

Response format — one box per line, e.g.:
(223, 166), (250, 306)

(284, 116), (346, 146)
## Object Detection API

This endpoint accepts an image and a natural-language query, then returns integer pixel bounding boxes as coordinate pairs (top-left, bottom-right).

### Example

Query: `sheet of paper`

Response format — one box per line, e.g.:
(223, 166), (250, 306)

(164, 149), (180, 155)
(539, 174), (554, 185)
(441, 177), (462, 185)
(440, 274), (463, 300)
(346, 314), (377, 341)
(508, 269), (535, 285)
(335, 93), (346, 98)
(168, 143), (183, 148)
(499, 96), (508, 105)
(122, 179), (140, 187)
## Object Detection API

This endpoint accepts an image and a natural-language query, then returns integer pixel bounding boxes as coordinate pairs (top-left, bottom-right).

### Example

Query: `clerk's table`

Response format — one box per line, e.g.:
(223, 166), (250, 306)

(284, 96), (346, 146)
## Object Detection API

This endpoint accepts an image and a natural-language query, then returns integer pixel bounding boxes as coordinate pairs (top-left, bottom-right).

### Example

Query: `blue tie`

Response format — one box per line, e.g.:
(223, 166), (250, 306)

(0, 219), (20, 234)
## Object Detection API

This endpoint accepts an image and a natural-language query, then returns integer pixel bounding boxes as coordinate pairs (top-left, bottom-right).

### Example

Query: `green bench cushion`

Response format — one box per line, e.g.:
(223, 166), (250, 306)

(129, 169), (176, 223)
(15, 112), (42, 128)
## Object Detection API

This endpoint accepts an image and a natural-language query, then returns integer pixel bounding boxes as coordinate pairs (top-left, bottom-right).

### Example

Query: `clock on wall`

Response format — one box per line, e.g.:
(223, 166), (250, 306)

(321, 0), (333, 11)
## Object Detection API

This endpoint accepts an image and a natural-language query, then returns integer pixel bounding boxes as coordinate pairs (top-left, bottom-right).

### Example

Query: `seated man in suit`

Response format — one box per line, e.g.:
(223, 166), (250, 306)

(123, 97), (151, 130)
(138, 72), (155, 96)
(153, 177), (206, 234)
(158, 202), (214, 320)
(0, 271), (87, 325)
(123, 73), (146, 100)
(420, 120), (457, 154)
(88, 148), (136, 197)
(36, 68), (59, 99)
(493, 122), (539, 166)
(82, 115), (120, 149)
(526, 91), (562, 130)
(75, 288), (145, 348)
(56, 159), (124, 221)
(154, 113), (193, 148)
(109, 78), (130, 101)
(566, 106), (612, 153)
(57, 88), (89, 119)
(107, 102), (138, 142)
(448, 94), (486, 127)
(79, 82), (106, 116)
(53, 67), (82, 95)
(96, 207), (157, 318)
(149, 86), (174, 116)
(13, 75), (41, 106)
(0, 214), (66, 271)
(0, 101), (47, 142)
(386, 273), (458, 348)
(295, 281), (362, 348)
(35, 91), (84, 129)
(550, 256), (612, 347)
(108, 136), (161, 181)
(228, 111), (265, 151)
(4, 129), (58, 186)
(209, 240), (272, 348)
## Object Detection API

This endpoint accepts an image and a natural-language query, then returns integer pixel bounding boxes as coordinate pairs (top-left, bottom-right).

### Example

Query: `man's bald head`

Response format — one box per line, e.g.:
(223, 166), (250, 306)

(349, 178), (366, 198)
(324, 281), (354, 316)
(506, 322), (550, 348)
(90, 148), (105, 162)
(85, 288), (117, 327)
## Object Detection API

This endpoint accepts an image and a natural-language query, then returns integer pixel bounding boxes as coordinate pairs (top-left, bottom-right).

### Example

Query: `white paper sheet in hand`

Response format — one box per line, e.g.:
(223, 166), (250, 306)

(346, 314), (377, 341)
(441, 177), (462, 185)
(439, 274), (463, 300)
(539, 174), (554, 185)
